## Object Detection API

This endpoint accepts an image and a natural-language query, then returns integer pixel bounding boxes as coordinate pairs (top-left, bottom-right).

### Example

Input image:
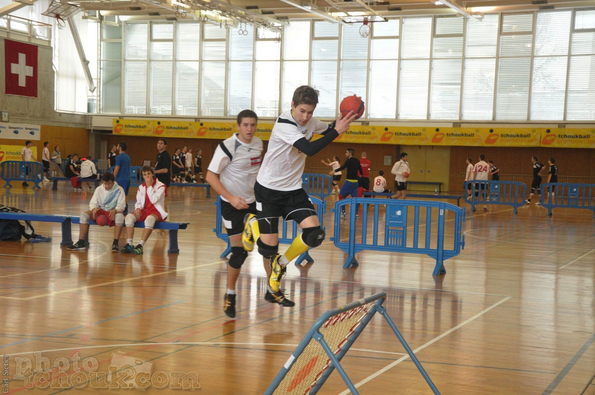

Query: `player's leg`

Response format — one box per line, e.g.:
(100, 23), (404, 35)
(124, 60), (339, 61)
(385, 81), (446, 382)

(527, 178), (538, 204)
(112, 212), (125, 252)
(135, 213), (159, 254)
(401, 182), (407, 199)
(69, 210), (92, 250)
(122, 212), (137, 253)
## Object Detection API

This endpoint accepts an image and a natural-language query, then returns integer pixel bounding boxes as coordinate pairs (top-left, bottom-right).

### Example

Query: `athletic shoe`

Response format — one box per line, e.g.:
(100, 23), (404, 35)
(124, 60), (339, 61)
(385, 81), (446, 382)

(133, 244), (143, 255)
(43, 177), (50, 182)
(535, 201), (541, 205)
(120, 243), (134, 254)
(111, 241), (119, 253)
(242, 213), (256, 251)
(525, 199), (530, 204)
(268, 255), (286, 293)
(68, 240), (88, 250)
(466, 196), (471, 201)
(22, 182), (29, 187)
(223, 293), (236, 318)
(483, 206), (488, 211)
(265, 290), (295, 307)
(341, 211), (347, 218)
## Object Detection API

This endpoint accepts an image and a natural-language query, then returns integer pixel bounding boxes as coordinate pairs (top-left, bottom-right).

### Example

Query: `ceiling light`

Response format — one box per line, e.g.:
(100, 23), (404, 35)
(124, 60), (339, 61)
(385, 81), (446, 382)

(435, 0), (483, 20)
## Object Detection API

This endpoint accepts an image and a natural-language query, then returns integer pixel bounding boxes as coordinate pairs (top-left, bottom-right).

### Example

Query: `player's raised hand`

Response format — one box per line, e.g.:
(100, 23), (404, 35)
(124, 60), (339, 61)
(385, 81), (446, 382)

(334, 111), (358, 135)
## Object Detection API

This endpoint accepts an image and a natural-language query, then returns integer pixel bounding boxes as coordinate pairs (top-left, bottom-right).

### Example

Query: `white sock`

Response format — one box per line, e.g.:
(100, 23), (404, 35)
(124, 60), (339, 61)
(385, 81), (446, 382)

(139, 240), (145, 246)
(227, 289), (236, 295)
(127, 239), (133, 245)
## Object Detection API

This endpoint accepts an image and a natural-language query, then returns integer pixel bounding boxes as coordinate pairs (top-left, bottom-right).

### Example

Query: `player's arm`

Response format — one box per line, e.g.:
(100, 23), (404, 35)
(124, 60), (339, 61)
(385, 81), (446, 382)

(155, 154), (171, 175)
(292, 112), (357, 156)
(391, 161), (400, 176)
(206, 147), (248, 210)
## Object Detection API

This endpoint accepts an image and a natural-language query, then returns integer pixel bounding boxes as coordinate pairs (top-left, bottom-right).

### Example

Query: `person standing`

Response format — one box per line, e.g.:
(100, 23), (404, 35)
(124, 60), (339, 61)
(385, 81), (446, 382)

(474, 153), (490, 211)
(391, 152), (410, 199)
(20, 140), (35, 187)
(243, 85), (356, 306)
(172, 148), (183, 183)
(359, 151), (371, 191)
(320, 156), (342, 194)
(206, 110), (270, 318)
(544, 157), (558, 204)
(113, 142), (131, 196)
(185, 147), (193, 181)
(465, 157), (474, 200)
(108, 145), (117, 168)
(154, 139), (172, 190)
(42, 141), (51, 181)
(336, 148), (362, 217)
(51, 145), (62, 177)
(526, 156), (545, 204)
(489, 160), (500, 181)
(194, 148), (205, 183)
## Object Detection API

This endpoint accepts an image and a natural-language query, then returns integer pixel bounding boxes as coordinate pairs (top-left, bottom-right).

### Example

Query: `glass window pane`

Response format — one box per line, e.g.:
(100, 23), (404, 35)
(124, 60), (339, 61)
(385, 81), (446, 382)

(399, 59), (429, 119)
(281, 61), (309, 110)
(466, 15), (498, 57)
(502, 13), (533, 33)
(125, 23), (147, 60)
(102, 42), (121, 60)
(435, 16), (463, 35)
(204, 24), (226, 39)
(314, 21), (338, 38)
(342, 24), (368, 59)
(175, 61), (199, 115)
(228, 62), (253, 116)
(371, 38), (398, 59)
(496, 57), (530, 120)
(283, 21), (310, 60)
(373, 19), (400, 37)
(254, 61), (280, 117)
(203, 41), (226, 60)
(500, 34), (533, 57)
(462, 59), (495, 120)
(574, 9), (595, 29)
(151, 23), (173, 40)
(311, 61), (337, 117)
(434, 36), (463, 58)
(176, 23), (200, 61)
(340, 61), (367, 111)
(150, 62), (172, 114)
(230, 24), (254, 60)
(256, 40), (281, 60)
(567, 55), (595, 120)
(102, 24), (121, 40)
(401, 17), (432, 59)
(571, 31), (595, 55)
(124, 62), (147, 114)
(201, 61), (225, 116)
(313, 39), (338, 60)
(151, 41), (172, 60)
(430, 59), (461, 119)
(530, 56), (567, 120)
(369, 60), (397, 119)
(534, 11), (571, 56)
(257, 27), (280, 39)
(101, 61), (121, 113)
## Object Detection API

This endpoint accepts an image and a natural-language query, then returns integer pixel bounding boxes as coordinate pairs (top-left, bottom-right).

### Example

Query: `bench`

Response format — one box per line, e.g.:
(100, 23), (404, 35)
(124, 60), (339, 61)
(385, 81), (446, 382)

(0, 212), (188, 253)
(406, 181), (443, 194)
(51, 177), (102, 191)
(1, 161), (44, 189)
(170, 182), (211, 198)
(362, 191), (464, 206)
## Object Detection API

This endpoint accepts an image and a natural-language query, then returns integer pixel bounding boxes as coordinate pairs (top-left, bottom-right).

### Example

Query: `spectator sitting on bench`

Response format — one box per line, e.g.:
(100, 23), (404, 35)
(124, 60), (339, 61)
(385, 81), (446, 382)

(373, 170), (391, 193)
(65, 154), (82, 192)
(79, 155), (98, 192)
(68, 172), (126, 251)
(121, 166), (168, 255)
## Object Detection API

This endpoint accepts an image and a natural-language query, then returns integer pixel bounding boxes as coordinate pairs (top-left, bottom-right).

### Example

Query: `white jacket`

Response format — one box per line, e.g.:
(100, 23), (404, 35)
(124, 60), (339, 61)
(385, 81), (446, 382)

(80, 160), (97, 178)
(135, 179), (168, 220)
(89, 182), (126, 212)
(391, 160), (410, 183)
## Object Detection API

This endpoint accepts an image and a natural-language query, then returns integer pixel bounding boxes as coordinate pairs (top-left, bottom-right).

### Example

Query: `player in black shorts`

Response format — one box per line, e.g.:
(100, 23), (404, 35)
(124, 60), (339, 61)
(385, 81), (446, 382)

(526, 156), (544, 204)
(194, 149), (205, 183)
(544, 157), (558, 204)
(489, 160), (499, 181)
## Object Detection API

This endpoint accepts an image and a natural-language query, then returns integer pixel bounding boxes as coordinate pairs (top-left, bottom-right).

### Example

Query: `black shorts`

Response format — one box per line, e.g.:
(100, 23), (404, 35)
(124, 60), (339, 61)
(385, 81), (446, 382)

(221, 201), (256, 237)
(466, 182), (472, 190)
(42, 160), (50, 172)
(172, 167), (182, 175)
(396, 181), (407, 191)
(359, 177), (370, 190)
(332, 174), (342, 182)
(531, 176), (542, 190)
(254, 182), (316, 233)
(195, 166), (203, 173)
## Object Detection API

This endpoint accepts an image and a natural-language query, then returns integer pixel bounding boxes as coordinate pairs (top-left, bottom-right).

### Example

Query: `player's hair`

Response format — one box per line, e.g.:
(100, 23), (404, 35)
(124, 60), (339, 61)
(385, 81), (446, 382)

(467, 157), (472, 163)
(44, 141), (49, 147)
(532, 156), (539, 161)
(292, 85), (319, 107)
(480, 153), (486, 160)
(102, 172), (115, 182)
(141, 165), (154, 175)
(175, 147), (180, 152)
(333, 155), (340, 162)
(158, 138), (167, 145)
(400, 152), (408, 159)
(86, 155), (92, 160)
(488, 160), (494, 164)
(549, 157), (556, 163)
(118, 142), (127, 151)
(54, 145), (59, 151)
(26, 140), (31, 146)
(237, 109), (258, 125)
(379, 170), (384, 176)
(346, 148), (355, 156)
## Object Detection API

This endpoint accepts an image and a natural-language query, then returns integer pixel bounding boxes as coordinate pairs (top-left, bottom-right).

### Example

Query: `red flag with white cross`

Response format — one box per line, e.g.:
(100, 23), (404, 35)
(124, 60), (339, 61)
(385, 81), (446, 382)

(5, 39), (38, 97)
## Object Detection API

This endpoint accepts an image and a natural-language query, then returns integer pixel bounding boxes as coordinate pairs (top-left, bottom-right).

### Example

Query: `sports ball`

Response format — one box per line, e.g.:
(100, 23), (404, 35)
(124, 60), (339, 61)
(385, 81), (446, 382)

(403, 172), (410, 178)
(340, 95), (365, 119)
(95, 214), (109, 226)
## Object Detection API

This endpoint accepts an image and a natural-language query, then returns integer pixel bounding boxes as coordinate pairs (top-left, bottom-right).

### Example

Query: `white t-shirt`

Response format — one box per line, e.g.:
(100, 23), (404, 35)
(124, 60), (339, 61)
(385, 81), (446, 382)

(330, 160), (342, 175)
(185, 153), (193, 168)
(80, 160), (97, 178)
(21, 147), (33, 162)
(465, 163), (474, 181)
(208, 133), (263, 204)
(42, 147), (50, 162)
(474, 160), (490, 181)
(373, 176), (387, 192)
(257, 110), (328, 191)
(391, 160), (410, 182)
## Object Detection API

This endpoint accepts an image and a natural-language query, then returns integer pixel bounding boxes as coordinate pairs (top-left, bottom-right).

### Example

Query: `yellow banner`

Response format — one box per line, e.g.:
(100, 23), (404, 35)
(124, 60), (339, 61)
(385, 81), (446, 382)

(0, 145), (38, 163)
(113, 119), (592, 148)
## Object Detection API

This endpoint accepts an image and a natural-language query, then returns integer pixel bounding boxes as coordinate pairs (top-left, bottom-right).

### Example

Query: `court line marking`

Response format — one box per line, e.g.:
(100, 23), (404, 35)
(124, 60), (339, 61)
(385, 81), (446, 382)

(338, 295), (512, 395)
(559, 247), (595, 270)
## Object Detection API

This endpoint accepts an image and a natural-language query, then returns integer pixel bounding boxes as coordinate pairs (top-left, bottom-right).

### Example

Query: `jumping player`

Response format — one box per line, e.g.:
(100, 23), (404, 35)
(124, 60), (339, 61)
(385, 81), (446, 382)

(320, 156), (342, 195)
(206, 110), (270, 318)
(243, 85), (356, 306)
(526, 156), (545, 204)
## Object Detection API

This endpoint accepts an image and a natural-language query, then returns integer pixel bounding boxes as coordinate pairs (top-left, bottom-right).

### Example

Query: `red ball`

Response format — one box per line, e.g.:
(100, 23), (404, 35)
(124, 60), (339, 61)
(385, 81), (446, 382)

(403, 172), (410, 179)
(95, 214), (109, 226)
(340, 95), (365, 119)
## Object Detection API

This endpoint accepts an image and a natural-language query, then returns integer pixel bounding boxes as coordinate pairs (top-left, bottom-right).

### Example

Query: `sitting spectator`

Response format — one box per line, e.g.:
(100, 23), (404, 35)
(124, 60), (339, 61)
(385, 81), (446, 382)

(80, 155), (98, 192)
(65, 154), (82, 192)
(373, 170), (390, 193)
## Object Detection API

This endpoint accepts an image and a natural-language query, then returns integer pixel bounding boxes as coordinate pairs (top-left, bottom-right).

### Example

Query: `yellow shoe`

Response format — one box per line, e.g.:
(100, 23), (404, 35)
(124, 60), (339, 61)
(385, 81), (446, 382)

(268, 255), (286, 293)
(242, 213), (256, 251)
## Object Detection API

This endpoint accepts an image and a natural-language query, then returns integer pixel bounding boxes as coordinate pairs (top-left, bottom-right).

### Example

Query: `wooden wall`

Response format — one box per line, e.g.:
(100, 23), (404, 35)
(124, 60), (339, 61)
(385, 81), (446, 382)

(0, 125), (89, 161)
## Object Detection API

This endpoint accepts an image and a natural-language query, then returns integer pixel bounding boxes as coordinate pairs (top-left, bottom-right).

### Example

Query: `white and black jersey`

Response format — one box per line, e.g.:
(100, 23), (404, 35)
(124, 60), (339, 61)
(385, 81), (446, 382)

(257, 110), (329, 191)
(208, 133), (263, 204)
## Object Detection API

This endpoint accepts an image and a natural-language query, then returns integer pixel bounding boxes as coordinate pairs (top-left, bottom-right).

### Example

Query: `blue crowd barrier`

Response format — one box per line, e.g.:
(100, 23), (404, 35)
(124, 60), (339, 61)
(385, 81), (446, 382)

(332, 198), (465, 276)
(213, 195), (326, 265)
(1, 161), (43, 189)
(302, 173), (333, 202)
(464, 180), (527, 214)
(539, 183), (595, 217)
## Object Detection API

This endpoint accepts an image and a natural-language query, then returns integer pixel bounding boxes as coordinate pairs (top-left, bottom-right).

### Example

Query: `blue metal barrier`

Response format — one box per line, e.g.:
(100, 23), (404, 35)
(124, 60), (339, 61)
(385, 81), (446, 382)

(130, 166), (143, 187)
(539, 183), (595, 217)
(302, 173), (333, 201)
(332, 198), (465, 276)
(213, 195), (326, 265)
(464, 180), (527, 214)
(1, 161), (44, 189)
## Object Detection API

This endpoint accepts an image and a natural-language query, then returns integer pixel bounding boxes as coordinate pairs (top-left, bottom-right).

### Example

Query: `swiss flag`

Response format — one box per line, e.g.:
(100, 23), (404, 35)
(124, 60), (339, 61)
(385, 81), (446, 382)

(5, 39), (38, 97)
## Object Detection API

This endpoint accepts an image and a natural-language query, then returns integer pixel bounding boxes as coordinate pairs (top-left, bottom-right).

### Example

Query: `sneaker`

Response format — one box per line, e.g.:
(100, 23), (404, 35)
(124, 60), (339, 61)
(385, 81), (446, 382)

(22, 182), (29, 187)
(341, 211), (347, 218)
(120, 243), (134, 254)
(535, 201), (541, 205)
(67, 240), (88, 250)
(111, 241), (119, 253)
(265, 290), (295, 307)
(525, 199), (530, 204)
(43, 177), (50, 182)
(242, 213), (256, 251)
(268, 255), (286, 293)
(133, 244), (144, 255)
(223, 293), (236, 318)
(466, 195), (471, 201)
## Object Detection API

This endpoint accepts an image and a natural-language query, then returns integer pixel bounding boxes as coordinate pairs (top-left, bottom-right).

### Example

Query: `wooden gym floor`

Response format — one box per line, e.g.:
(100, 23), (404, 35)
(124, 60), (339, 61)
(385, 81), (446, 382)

(0, 182), (594, 394)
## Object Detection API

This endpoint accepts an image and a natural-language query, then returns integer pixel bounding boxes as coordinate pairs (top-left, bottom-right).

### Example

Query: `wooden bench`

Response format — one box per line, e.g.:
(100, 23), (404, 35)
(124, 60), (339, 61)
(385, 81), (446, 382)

(406, 181), (443, 194)
(362, 191), (464, 206)
(1, 161), (44, 189)
(51, 177), (102, 190)
(170, 182), (211, 198)
(0, 212), (188, 253)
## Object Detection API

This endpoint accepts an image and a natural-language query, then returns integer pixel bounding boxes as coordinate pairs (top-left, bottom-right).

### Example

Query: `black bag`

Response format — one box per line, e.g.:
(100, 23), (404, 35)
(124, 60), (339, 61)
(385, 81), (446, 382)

(0, 204), (36, 241)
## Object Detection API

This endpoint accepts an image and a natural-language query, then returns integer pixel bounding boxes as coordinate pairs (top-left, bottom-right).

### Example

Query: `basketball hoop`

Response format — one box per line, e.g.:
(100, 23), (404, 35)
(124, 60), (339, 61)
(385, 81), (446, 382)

(55, 14), (66, 29)
(359, 17), (370, 38)
(42, 0), (81, 29)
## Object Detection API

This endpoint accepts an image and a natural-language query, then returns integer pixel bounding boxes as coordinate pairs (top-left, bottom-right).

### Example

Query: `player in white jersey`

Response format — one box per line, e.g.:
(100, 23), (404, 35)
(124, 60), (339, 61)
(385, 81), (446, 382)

(473, 153), (490, 211)
(206, 110), (268, 318)
(243, 85), (356, 306)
